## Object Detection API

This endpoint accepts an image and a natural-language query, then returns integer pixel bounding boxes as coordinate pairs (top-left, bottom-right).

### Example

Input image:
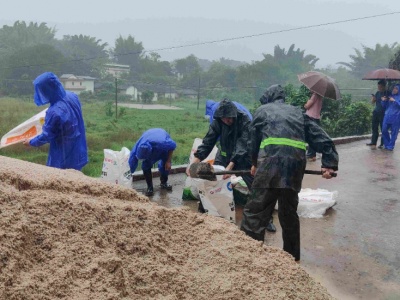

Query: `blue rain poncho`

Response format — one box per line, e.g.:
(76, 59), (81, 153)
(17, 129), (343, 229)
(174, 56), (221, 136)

(129, 128), (177, 175)
(205, 100), (217, 117)
(29, 72), (88, 171)
(381, 84), (400, 150)
(208, 101), (252, 124)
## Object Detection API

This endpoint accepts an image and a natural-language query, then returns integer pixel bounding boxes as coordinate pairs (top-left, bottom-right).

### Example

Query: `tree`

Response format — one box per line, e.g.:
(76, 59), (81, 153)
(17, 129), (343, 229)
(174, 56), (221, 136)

(202, 62), (237, 88)
(141, 90), (154, 103)
(236, 44), (319, 88)
(113, 35), (144, 76)
(1, 43), (65, 95)
(55, 34), (109, 77)
(338, 43), (400, 78)
(0, 21), (56, 52)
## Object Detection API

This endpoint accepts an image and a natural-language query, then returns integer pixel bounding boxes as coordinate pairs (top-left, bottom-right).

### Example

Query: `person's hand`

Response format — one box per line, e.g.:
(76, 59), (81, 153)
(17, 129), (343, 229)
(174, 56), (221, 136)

(382, 96), (388, 101)
(389, 97), (395, 102)
(22, 139), (31, 147)
(322, 168), (335, 179)
(251, 165), (257, 176)
(165, 161), (171, 171)
(222, 174), (232, 180)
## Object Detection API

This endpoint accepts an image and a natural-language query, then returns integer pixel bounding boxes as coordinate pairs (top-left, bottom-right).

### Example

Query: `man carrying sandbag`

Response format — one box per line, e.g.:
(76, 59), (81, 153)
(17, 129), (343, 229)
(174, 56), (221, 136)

(23, 72), (88, 171)
(241, 84), (339, 263)
(190, 98), (276, 232)
(129, 128), (176, 196)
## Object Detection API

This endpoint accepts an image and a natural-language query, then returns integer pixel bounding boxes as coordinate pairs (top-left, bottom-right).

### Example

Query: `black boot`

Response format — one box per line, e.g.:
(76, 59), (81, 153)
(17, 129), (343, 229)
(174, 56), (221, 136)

(143, 169), (154, 196)
(266, 216), (276, 232)
(160, 175), (172, 190)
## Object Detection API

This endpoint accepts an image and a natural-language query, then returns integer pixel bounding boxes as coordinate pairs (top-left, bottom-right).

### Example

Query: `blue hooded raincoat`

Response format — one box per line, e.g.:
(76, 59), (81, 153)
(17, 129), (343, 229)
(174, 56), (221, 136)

(129, 128), (177, 175)
(29, 72), (88, 170)
(208, 101), (252, 124)
(381, 84), (400, 150)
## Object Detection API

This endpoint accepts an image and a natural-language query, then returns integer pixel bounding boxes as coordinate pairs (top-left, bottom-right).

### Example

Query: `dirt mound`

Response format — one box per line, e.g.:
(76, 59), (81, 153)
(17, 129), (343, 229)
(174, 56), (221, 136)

(0, 156), (334, 300)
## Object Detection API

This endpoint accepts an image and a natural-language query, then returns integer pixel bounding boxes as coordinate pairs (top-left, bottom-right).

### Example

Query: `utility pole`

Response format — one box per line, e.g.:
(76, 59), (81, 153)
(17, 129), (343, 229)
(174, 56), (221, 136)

(197, 77), (201, 110)
(169, 84), (172, 107)
(115, 78), (118, 120)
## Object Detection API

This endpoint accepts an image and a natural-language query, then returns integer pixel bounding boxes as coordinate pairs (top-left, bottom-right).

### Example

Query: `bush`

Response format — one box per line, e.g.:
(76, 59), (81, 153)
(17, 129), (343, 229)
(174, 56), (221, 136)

(118, 94), (132, 102)
(335, 101), (372, 136)
(104, 101), (114, 117)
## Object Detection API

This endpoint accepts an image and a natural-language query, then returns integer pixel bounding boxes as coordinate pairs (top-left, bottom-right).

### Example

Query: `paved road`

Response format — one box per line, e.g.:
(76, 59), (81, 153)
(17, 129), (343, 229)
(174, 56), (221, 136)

(132, 139), (400, 300)
(118, 103), (183, 110)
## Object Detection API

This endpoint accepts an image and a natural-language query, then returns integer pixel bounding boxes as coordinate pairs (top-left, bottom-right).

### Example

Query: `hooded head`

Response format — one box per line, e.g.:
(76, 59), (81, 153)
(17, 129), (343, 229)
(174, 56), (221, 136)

(136, 142), (152, 160)
(33, 72), (66, 106)
(260, 84), (286, 105)
(213, 99), (238, 126)
(392, 84), (400, 96)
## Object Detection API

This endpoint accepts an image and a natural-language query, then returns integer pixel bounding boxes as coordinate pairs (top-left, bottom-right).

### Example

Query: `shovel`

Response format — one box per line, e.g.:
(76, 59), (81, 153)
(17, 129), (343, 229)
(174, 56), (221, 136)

(189, 162), (337, 179)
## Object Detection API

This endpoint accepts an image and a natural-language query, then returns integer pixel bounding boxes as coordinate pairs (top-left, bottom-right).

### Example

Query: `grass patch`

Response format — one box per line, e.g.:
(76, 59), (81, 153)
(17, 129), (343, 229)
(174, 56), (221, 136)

(0, 98), (212, 177)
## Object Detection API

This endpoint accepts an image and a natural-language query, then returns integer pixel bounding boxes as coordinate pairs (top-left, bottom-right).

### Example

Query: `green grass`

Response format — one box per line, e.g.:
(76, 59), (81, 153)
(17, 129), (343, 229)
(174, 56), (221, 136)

(0, 97), (213, 177)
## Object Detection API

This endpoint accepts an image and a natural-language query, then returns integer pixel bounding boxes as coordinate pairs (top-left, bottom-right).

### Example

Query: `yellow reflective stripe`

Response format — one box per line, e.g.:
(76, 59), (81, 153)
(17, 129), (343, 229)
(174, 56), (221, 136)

(260, 138), (306, 150)
(221, 150), (227, 156)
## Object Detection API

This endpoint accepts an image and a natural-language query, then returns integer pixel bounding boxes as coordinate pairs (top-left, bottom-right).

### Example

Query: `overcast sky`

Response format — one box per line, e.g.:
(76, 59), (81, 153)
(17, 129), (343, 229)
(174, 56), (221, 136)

(1, 0), (398, 67)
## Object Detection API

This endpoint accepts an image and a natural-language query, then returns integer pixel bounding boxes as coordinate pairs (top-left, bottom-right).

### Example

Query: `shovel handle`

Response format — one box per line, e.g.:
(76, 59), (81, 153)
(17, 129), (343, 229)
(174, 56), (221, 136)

(209, 170), (337, 177)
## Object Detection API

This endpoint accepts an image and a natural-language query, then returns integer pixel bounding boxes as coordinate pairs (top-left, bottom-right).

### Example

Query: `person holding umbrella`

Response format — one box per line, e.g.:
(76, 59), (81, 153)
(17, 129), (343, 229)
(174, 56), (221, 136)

(297, 72), (341, 162)
(304, 92), (323, 161)
(381, 84), (400, 151)
(366, 80), (387, 149)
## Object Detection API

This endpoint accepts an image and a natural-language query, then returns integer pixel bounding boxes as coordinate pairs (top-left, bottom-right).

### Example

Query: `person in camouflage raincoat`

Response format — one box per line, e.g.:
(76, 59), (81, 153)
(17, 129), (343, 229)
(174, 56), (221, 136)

(240, 85), (339, 262)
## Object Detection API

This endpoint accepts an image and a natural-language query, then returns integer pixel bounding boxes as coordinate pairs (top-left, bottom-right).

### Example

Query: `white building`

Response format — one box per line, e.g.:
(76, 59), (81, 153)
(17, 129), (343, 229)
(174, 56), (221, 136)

(59, 74), (95, 95)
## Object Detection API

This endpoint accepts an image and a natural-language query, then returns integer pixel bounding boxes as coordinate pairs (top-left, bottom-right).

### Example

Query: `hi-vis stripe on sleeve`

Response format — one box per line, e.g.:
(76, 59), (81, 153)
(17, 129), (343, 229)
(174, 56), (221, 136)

(260, 138), (307, 150)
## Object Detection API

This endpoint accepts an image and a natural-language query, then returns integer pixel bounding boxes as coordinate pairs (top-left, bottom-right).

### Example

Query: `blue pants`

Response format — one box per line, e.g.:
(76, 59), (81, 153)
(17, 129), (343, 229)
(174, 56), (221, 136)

(141, 152), (170, 176)
(382, 121), (400, 150)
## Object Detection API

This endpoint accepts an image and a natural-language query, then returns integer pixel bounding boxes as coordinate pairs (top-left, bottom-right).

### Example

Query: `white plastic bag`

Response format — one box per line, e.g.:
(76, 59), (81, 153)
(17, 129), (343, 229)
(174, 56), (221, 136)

(188, 165), (225, 200)
(0, 108), (47, 148)
(297, 188), (338, 218)
(182, 138), (219, 200)
(101, 147), (132, 188)
(197, 178), (235, 223)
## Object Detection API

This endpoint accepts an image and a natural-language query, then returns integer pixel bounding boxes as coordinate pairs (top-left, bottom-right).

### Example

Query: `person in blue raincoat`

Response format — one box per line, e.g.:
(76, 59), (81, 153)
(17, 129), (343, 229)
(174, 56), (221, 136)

(23, 72), (88, 171)
(129, 128), (177, 196)
(381, 84), (400, 151)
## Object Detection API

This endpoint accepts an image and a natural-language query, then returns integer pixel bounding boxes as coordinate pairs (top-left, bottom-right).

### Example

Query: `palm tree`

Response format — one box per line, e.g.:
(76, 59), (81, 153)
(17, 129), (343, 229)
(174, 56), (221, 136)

(337, 43), (399, 78)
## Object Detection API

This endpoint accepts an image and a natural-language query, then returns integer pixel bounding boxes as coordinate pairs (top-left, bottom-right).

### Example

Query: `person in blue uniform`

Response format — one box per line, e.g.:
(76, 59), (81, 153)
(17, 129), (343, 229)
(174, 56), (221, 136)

(381, 84), (400, 151)
(23, 72), (88, 171)
(129, 128), (177, 196)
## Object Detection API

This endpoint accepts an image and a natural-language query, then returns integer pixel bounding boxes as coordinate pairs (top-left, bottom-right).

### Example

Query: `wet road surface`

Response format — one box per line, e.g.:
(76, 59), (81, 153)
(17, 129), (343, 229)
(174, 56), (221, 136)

(132, 139), (400, 300)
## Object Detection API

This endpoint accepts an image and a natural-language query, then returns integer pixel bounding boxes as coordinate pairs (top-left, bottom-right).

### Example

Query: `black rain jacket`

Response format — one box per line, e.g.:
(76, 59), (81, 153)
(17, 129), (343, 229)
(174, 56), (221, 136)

(195, 99), (252, 170)
(249, 85), (339, 192)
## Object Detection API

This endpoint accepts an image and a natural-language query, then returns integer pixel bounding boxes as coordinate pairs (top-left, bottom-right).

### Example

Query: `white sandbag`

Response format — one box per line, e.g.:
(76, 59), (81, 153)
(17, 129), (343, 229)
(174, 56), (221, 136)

(197, 178), (235, 223)
(187, 165), (225, 200)
(101, 147), (132, 188)
(0, 108), (47, 148)
(297, 188), (338, 218)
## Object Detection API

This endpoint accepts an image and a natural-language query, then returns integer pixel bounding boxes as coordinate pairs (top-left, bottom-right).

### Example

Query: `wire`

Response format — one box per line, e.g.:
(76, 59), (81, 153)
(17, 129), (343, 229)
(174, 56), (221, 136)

(1, 11), (399, 71)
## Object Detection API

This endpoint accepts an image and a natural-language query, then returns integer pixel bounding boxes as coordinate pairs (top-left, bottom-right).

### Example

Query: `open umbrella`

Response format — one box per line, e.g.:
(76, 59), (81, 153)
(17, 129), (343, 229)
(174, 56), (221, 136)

(362, 68), (400, 80)
(297, 71), (342, 100)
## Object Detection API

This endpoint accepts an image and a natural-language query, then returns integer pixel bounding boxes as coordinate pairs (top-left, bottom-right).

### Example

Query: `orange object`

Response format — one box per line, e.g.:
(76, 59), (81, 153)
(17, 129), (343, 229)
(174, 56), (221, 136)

(5, 126), (37, 145)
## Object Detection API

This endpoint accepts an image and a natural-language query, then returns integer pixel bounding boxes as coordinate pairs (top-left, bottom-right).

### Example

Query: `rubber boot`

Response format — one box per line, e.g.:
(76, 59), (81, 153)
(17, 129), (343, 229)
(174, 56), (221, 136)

(266, 216), (276, 232)
(160, 175), (172, 190)
(143, 169), (154, 196)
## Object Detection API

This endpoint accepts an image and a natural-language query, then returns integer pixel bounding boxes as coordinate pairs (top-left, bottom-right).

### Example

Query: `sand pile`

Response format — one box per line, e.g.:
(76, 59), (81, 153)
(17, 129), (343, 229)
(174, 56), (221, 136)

(0, 155), (334, 300)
